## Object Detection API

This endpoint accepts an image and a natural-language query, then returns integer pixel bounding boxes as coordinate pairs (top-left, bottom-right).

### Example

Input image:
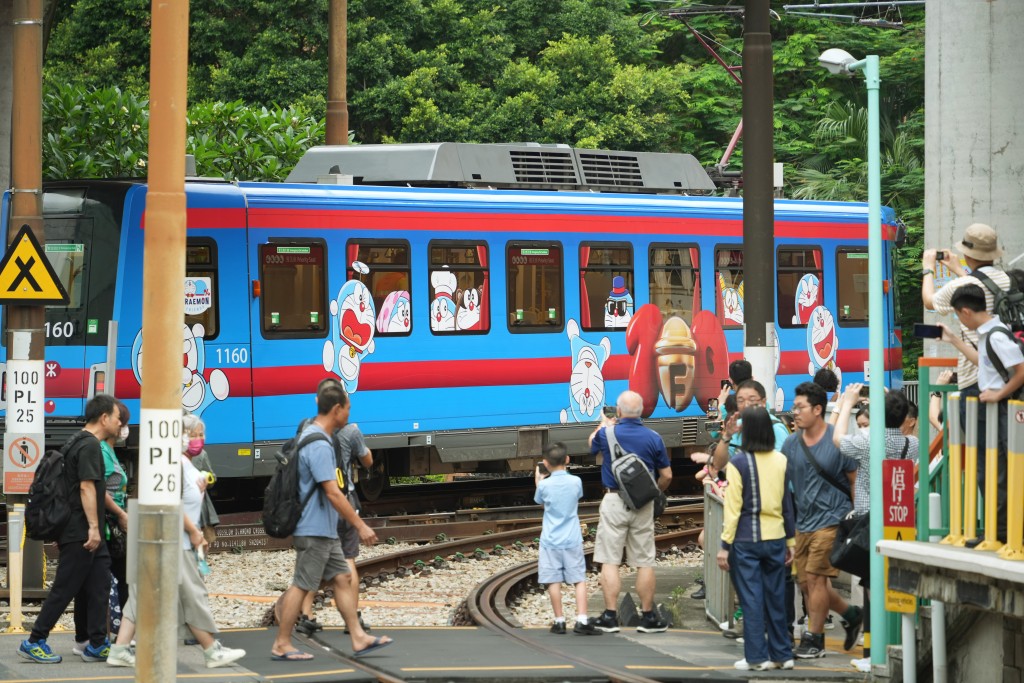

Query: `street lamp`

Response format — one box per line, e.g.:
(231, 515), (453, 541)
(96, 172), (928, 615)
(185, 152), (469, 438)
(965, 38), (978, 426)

(819, 49), (885, 671)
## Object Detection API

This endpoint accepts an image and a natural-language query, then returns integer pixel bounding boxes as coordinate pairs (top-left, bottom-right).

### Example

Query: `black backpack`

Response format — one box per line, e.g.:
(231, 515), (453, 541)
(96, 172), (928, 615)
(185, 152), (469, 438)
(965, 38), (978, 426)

(605, 426), (660, 511)
(974, 269), (1024, 333)
(26, 431), (92, 542)
(262, 429), (331, 538)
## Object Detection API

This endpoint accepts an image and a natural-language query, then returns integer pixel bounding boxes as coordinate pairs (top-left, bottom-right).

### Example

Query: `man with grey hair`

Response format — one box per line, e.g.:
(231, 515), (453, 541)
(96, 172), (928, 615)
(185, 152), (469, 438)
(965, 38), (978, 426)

(588, 390), (673, 633)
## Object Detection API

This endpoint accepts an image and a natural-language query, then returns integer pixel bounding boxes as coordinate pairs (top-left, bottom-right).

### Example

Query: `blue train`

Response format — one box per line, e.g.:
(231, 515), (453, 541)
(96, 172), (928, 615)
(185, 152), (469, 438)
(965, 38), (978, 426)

(0, 143), (903, 499)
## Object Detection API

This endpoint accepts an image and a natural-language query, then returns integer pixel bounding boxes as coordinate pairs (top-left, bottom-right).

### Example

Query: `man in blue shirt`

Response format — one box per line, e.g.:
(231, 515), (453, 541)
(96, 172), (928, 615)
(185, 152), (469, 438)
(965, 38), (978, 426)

(272, 385), (393, 661)
(534, 442), (600, 635)
(589, 390), (673, 634)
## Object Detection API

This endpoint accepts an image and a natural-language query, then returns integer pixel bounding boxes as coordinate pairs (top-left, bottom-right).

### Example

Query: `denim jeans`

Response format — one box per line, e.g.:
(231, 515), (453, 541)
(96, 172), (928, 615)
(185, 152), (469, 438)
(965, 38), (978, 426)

(731, 539), (793, 665)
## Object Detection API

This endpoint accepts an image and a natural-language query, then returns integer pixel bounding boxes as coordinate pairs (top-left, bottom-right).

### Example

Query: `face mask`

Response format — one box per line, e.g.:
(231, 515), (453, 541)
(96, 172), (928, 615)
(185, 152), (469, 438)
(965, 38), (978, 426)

(187, 438), (205, 456)
(119, 426), (129, 441)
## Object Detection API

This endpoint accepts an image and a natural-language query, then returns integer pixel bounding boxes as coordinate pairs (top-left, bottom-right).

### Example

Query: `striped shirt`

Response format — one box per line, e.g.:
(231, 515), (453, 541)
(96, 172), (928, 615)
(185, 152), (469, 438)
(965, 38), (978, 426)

(932, 266), (1012, 389)
(839, 427), (918, 515)
(720, 449), (796, 548)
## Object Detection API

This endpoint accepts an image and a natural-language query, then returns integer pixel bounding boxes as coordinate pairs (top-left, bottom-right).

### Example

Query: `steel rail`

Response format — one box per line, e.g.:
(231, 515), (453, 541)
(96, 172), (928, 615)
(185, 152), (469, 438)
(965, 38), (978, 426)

(295, 631), (408, 683)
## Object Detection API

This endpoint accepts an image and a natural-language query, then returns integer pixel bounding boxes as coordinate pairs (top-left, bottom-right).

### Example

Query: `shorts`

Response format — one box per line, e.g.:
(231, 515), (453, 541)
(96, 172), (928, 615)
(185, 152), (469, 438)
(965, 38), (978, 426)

(337, 518), (360, 559)
(292, 536), (350, 592)
(538, 544), (587, 585)
(794, 526), (840, 580)
(592, 492), (656, 568)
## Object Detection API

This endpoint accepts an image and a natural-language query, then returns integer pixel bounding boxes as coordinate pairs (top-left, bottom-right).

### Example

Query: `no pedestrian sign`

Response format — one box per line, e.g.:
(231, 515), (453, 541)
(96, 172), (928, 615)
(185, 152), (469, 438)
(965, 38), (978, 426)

(3, 433), (43, 494)
(0, 225), (70, 304)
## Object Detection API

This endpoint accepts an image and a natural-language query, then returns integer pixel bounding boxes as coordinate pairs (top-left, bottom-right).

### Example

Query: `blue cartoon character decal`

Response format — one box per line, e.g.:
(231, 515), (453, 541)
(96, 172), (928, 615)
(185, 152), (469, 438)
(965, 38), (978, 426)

(376, 290), (411, 334)
(559, 319), (612, 423)
(604, 276), (634, 329)
(793, 273), (821, 325)
(130, 323), (229, 416)
(806, 305), (840, 385)
(323, 261), (376, 393)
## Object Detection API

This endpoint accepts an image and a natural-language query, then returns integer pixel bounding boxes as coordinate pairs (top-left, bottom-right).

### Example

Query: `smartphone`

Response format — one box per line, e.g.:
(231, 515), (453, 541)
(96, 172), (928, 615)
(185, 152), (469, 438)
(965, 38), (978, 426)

(721, 379), (732, 390)
(707, 398), (719, 414)
(705, 420), (723, 433)
(537, 461), (549, 476)
(602, 405), (617, 419)
(935, 250), (946, 262)
(913, 322), (943, 339)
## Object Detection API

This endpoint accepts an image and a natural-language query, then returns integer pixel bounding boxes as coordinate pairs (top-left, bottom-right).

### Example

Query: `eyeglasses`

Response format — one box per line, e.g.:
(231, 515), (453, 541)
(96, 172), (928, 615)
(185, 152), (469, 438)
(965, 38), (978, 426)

(792, 403), (814, 413)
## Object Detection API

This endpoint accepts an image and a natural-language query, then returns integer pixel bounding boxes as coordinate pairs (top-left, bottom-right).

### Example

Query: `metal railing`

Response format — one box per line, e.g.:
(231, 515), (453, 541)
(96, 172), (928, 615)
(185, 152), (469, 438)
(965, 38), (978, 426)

(703, 489), (735, 628)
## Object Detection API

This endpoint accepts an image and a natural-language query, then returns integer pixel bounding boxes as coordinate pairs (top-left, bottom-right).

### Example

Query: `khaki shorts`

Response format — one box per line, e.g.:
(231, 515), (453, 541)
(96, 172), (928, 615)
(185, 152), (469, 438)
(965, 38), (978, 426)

(292, 536), (350, 592)
(593, 492), (656, 568)
(794, 526), (840, 581)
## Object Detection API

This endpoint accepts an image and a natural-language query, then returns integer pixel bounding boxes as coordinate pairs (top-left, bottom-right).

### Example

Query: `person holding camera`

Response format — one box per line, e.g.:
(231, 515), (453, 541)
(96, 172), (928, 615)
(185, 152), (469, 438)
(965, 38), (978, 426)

(534, 442), (601, 635)
(588, 391), (673, 634)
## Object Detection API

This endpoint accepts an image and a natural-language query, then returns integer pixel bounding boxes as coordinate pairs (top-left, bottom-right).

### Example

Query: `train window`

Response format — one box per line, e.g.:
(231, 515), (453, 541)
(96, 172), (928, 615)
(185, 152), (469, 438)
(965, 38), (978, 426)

(836, 248), (869, 325)
(580, 243), (633, 331)
(347, 241), (412, 337)
(259, 241), (328, 337)
(428, 241), (490, 334)
(649, 244), (700, 326)
(507, 242), (564, 332)
(185, 240), (218, 340)
(777, 247), (823, 329)
(715, 247), (744, 329)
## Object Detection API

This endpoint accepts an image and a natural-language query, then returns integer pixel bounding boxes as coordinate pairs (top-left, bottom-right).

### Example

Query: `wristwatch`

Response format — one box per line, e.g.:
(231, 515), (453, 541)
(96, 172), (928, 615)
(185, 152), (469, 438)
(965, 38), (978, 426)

(922, 268), (934, 276)
(931, 391), (942, 398)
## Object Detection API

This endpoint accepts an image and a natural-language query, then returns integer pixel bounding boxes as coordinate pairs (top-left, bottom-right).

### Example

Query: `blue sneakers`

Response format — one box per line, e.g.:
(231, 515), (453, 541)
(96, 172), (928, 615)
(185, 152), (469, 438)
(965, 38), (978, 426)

(80, 639), (110, 663)
(18, 639), (62, 664)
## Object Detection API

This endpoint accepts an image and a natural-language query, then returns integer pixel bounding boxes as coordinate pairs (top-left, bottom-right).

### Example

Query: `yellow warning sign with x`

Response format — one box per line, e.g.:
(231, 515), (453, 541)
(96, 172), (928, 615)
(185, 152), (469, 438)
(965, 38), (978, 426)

(0, 225), (70, 304)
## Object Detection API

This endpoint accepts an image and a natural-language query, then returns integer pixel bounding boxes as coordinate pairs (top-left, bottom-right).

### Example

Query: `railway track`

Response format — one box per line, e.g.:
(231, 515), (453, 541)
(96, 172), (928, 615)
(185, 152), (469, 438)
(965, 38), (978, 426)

(465, 528), (702, 683)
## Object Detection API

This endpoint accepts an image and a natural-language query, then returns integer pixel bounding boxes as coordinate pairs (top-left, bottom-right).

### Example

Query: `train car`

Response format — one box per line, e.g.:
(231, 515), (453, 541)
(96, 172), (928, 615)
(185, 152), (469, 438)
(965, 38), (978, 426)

(0, 143), (903, 500)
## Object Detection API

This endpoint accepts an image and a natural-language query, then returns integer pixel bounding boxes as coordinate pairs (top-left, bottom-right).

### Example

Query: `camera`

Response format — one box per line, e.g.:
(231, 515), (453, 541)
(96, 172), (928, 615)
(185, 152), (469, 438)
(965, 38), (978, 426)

(602, 405), (617, 419)
(935, 250), (946, 262)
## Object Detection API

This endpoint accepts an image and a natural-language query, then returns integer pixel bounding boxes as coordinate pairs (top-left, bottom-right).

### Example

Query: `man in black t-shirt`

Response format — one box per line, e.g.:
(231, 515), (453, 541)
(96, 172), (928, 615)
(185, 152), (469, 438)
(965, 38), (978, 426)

(19, 395), (121, 664)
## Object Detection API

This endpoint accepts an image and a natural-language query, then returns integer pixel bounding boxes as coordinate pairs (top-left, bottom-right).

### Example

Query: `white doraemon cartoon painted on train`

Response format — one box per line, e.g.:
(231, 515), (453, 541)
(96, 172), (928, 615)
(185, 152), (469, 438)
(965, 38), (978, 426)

(430, 270), (458, 332)
(722, 286), (744, 326)
(376, 290), (411, 334)
(559, 319), (612, 423)
(456, 284), (483, 331)
(130, 323), (229, 417)
(806, 305), (839, 376)
(604, 276), (633, 329)
(324, 262), (376, 393)
(793, 273), (821, 325)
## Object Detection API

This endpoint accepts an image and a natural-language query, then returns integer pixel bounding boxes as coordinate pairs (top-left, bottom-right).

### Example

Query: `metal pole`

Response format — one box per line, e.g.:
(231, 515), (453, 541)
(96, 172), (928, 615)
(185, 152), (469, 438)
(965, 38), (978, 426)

(326, 0), (349, 145)
(6, 0), (46, 611)
(741, 0), (776, 398)
(929, 493), (948, 683)
(135, 1), (188, 679)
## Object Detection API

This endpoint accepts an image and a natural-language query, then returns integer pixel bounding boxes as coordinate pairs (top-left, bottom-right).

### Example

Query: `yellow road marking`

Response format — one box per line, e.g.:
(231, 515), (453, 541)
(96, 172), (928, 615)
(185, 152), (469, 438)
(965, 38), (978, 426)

(402, 665), (575, 672)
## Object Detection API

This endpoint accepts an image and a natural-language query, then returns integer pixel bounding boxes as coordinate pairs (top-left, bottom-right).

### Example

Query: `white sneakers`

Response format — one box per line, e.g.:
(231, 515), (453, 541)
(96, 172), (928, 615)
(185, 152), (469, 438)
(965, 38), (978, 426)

(852, 657), (872, 673)
(72, 641), (88, 656)
(204, 640), (246, 669)
(107, 644), (136, 667)
(734, 659), (795, 671)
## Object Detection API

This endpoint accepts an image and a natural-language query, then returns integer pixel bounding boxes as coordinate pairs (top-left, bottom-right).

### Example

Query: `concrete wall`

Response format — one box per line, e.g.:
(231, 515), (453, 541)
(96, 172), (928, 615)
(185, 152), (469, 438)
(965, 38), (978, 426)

(925, 1), (1024, 267)
(0, 2), (13, 193)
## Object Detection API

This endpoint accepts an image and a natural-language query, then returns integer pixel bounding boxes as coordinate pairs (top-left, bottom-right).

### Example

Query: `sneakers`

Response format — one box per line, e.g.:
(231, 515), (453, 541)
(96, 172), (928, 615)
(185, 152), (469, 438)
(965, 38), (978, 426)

(549, 621), (567, 634)
(777, 659), (795, 670)
(735, 659), (778, 671)
(794, 631), (826, 659)
(18, 639), (62, 664)
(851, 656), (871, 673)
(842, 607), (864, 651)
(573, 621), (602, 636)
(691, 586), (706, 600)
(72, 640), (88, 655)
(637, 612), (669, 634)
(295, 614), (323, 636)
(825, 614), (836, 630)
(80, 639), (110, 663)
(107, 644), (136, 667)
(592, 612), (620, 633)
(204, 640), (246, 669)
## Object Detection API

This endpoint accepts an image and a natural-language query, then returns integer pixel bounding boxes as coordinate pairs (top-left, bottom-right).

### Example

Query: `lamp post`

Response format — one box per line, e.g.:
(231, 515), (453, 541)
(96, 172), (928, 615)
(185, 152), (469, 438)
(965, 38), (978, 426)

(819, 48), (885, 670)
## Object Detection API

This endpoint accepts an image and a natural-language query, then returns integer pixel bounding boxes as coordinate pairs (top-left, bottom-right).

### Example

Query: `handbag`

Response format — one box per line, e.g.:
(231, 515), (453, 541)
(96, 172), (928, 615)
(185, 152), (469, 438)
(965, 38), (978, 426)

(106, 515), (127, 559)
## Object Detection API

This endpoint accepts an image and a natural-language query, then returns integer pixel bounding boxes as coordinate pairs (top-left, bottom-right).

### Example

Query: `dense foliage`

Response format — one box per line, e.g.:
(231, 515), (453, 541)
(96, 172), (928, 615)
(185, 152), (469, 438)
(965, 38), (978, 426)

(41, 0), (926, 375)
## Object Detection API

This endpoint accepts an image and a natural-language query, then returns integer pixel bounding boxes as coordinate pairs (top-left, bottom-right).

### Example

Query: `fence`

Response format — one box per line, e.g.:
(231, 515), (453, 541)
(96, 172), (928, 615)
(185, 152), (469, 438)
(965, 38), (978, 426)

(703, 489), (735, 628)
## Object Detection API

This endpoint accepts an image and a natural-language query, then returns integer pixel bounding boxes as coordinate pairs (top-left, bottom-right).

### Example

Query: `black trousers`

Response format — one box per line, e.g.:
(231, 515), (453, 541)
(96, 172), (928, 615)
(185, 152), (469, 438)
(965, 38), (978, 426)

(73, 551), (127, 642)
(959, 384), (1009, 540)
(31, 541), (111, 647)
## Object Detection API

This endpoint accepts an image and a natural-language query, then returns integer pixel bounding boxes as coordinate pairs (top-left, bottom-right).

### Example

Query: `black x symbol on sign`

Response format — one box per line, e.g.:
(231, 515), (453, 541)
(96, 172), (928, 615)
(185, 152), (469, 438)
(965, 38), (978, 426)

(9, 256), (41, 292)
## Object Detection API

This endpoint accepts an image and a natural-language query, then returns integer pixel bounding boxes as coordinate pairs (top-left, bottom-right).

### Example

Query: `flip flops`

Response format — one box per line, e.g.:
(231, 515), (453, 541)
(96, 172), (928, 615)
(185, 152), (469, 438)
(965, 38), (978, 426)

(353, 636), (393, 657)
(271, 650), (314, 661)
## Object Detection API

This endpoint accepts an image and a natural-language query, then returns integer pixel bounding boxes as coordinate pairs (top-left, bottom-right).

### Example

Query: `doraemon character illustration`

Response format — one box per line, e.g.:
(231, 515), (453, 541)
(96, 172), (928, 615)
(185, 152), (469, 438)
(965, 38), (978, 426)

(456, 284), (483, 331)
(722, 286), (744, 326)
(130, 323), (229, 417)
(793, 273), (821, 325)
(430, 270), (458, 332)
(604, 276), (634, 328)
(376, 290), (411, 333)
(806, 305), (839, 376)
(559, 319), (612, 423)
(323, 264), (376, 393)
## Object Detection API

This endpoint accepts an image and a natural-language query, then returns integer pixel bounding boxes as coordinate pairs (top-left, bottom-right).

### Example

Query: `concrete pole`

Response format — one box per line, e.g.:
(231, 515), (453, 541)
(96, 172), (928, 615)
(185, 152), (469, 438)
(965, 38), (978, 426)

(134, 0), (189, 680)
(326, 0), (349, 145)
(6, 0), (46, 617)
(741, 0), (776, 397)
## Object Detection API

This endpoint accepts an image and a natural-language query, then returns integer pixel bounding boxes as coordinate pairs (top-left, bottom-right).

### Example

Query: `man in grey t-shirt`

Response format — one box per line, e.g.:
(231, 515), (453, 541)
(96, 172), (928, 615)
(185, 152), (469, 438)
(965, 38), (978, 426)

(781, 382), (861, 660)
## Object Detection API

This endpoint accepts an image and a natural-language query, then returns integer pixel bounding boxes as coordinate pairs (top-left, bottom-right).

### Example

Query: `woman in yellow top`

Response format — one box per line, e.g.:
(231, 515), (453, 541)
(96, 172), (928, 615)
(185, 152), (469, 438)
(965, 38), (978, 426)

(716, 407), (797, 672)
